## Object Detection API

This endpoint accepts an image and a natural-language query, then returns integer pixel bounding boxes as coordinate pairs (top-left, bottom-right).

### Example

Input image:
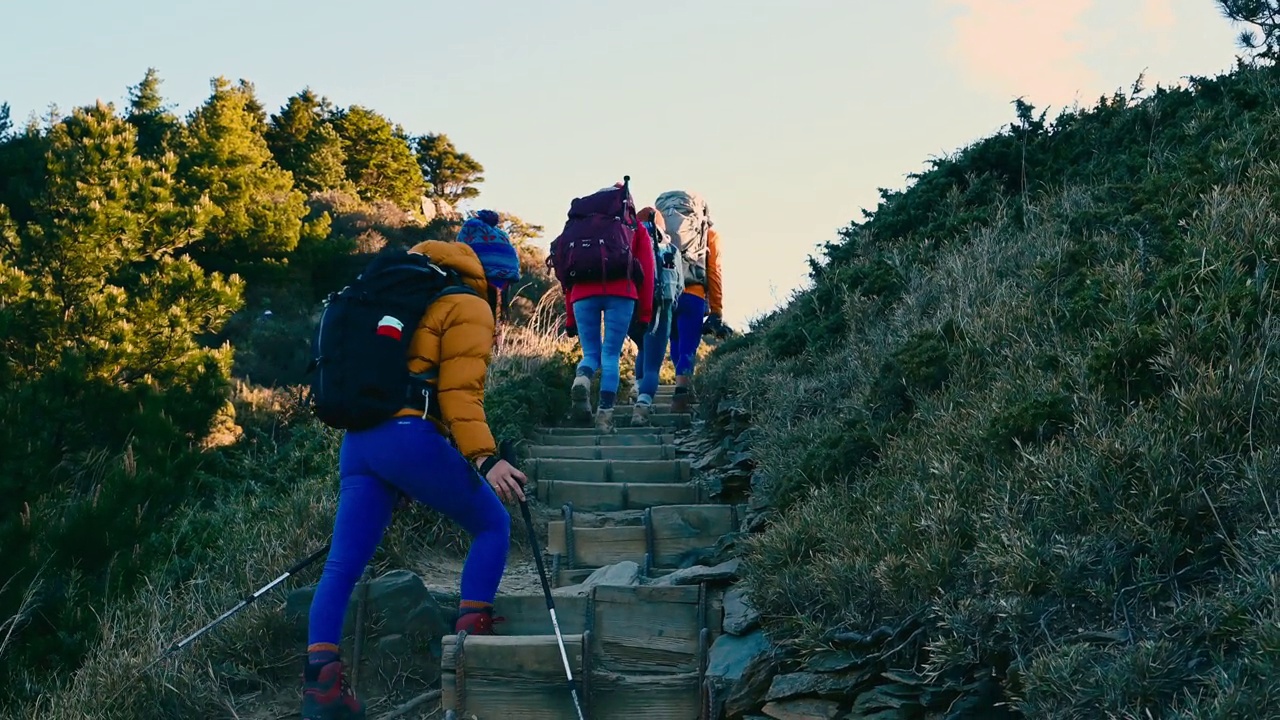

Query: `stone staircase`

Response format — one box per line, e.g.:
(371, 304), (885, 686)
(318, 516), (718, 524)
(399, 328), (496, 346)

(442, 385), (739, 719)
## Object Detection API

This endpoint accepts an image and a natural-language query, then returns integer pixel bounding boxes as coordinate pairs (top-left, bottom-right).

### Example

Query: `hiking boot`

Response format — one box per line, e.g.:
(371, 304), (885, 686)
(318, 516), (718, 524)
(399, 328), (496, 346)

(595, 407), (616, 434)
(455, 607), (503, 636)
(570, 375), (592, 421)
(301, 659), (365, 720)
(629, 385), (639, 403)
(631, 402), (652, 427)
(670, 391), (694, 414)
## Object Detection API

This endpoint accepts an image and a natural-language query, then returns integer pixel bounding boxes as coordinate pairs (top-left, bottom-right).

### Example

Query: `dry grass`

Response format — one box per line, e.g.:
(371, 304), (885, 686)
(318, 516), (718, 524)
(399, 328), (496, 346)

(701, 178), (1280, 716)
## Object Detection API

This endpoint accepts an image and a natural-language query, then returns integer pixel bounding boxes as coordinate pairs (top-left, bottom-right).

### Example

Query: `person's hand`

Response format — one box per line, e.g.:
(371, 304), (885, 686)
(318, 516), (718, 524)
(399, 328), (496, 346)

(702, 314), (724, 337)
(476, 456), (527, 503)
(563, 322), (577, 338)
(628, 320), (648, 346)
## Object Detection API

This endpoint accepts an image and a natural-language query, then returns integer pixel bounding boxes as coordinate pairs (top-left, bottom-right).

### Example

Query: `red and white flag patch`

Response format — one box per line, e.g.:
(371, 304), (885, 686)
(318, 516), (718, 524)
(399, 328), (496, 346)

(376, 315), (404, 341)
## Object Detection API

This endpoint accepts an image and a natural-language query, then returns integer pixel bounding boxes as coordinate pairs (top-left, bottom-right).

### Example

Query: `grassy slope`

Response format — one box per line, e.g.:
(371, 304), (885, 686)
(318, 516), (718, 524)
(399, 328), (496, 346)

(699, 63), (1280, 717)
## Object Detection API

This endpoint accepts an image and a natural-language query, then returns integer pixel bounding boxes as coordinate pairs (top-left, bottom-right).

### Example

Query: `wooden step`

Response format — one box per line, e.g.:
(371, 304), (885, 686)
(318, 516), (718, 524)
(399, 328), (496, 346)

(530, 458), (691, 484)
(548, 504), (739, 575)
(526, 444), (674, 461)
(537, 480), (700, 512)
(589, 670), (703, 719)
(540, 425), (675, 437)
(615, 413), (692, 429)
(532, 432), (675, 447)
(442, 634), (588, 719)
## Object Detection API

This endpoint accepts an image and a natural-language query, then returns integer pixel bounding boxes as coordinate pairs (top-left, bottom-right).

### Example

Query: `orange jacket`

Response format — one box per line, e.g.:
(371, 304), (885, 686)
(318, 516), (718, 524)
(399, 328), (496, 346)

(682, 228), (722, 317)
(393, 240), (497, 461)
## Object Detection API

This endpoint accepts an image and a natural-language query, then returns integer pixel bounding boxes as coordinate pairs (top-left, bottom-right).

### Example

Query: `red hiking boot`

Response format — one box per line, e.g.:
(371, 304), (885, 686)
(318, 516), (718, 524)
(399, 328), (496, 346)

(455, 608), (504, 636)
(301, 659), (365, 720)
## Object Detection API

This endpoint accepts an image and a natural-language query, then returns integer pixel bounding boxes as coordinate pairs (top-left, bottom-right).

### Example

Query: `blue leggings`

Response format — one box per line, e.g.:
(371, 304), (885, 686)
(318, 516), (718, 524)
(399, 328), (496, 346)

(308, 417), (511, 647)
(636, 301), (673, 400)
(573, 295), (636, 396)
(670, 292), (708, 377)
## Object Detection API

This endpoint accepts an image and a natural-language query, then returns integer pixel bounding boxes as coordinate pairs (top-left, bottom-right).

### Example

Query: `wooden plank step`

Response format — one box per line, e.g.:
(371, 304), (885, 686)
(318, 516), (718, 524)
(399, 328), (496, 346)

(539, 425), (673, 437)
(537, 480), (700, 512)
(532, 432), (675, 447)
(615, 412), (692, 429)
(441, 634), (587, 720)
(530, 458), (691, 484)
(591, 584), (706, 673)
(525, 444), (673, 461)
(588, 670), (703, 719)
(428, 594), (590, 636)
(547, 504), (739, 571)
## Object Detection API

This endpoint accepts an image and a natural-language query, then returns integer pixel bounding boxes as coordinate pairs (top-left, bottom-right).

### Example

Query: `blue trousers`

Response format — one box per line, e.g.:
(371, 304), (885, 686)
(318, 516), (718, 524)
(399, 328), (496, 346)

(670, 292), (708, 377)
(636, 301), (674, 400)
(573, 295), (637, 396)
(307, 417), (511, 647)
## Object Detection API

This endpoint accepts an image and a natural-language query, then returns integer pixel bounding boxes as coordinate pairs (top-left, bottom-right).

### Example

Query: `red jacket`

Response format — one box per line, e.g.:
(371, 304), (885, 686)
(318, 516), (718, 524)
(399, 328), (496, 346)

(563, 222), (656, 330)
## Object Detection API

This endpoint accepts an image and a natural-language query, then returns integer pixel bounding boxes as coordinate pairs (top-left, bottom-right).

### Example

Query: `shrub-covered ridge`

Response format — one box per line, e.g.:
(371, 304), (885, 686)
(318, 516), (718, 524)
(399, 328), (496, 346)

(701, 63), (1280, 717)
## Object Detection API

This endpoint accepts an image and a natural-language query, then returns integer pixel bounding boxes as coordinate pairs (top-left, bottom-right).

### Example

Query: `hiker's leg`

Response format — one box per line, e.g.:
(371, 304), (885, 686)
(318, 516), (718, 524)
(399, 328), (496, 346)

(572, 296), (605, 379)
(597, 297), (637, 409)
(672, 292), (709, 377)
(377, 419), (511, 611)
(307, 469), (396, 653)
(638, 302), (673, 401)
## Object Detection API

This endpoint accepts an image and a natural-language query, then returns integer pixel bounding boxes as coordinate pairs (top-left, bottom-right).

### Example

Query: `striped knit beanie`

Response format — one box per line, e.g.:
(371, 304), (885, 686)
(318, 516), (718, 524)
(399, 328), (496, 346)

(456, 210), (521, 287)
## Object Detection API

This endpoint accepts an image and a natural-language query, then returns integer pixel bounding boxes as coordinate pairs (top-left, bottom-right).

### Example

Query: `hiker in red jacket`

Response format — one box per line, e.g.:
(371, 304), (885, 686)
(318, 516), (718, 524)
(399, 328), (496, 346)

(554, 181), (656, 433)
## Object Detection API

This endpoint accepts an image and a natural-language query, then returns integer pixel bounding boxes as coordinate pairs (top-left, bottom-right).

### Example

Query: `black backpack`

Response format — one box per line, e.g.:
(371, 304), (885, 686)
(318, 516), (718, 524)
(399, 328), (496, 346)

(307, 248), (479, 431)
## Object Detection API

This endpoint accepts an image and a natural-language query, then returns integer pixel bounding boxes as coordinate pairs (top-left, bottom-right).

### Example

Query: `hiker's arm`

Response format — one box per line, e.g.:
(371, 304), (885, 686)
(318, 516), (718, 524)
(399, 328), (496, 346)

(436, 296), (498, 461)
(634, 222), (655, 324)
(707, 229), (723, 318)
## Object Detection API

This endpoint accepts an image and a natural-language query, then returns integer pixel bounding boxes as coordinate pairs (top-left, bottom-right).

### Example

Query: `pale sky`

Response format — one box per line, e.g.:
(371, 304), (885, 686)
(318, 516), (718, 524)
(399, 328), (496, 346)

(0, 1), (1243, 327)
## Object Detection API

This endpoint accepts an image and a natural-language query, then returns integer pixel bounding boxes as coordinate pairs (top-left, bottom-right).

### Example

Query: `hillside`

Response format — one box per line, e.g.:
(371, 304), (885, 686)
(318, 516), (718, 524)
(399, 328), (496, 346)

(699, 61), (1280, 717)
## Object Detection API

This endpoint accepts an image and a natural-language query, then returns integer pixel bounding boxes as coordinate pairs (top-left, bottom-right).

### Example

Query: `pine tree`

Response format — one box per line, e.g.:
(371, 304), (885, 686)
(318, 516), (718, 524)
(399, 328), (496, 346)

(332, 105), (424, 208)
(178, 77), (306, 264)
(126, 68), (180, 158)
(266, 89), (349, 194)
(415, 133), (485, 204)
(1218, 0), (1280, 58)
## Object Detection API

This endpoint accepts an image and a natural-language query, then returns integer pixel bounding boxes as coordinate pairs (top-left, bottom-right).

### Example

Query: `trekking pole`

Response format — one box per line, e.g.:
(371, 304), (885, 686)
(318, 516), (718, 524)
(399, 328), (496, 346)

(136, 543), (331, 676)
(500, 439), (588, 720)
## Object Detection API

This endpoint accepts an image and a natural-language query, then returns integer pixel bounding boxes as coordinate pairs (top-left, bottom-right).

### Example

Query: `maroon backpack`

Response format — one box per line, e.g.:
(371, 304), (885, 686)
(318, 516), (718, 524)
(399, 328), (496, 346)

(547, 176), (640, 287)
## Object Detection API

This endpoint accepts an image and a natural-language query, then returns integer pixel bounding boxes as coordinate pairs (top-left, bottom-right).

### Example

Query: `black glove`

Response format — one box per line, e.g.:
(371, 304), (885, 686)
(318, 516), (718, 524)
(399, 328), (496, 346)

(628, 320), (648, 347)
(702, 314), (724, 337)
(563, 322), (577, 338)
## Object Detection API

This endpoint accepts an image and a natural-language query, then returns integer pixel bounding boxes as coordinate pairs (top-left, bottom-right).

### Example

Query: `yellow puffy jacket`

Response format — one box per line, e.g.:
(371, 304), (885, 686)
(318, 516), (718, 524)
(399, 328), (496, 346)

(393, 240), (497, 461)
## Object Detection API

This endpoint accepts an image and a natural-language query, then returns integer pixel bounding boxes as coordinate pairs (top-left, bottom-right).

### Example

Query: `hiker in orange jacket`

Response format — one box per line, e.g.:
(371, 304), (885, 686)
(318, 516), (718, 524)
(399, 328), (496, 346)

(669, 226), (724, 413)
(303, 221), (525, 720)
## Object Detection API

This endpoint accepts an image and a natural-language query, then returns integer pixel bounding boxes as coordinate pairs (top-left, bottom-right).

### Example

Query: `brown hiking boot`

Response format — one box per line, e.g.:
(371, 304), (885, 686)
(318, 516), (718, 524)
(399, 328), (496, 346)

(301, 659), (365, 720)
(595, 407), (616, 434)
(670, 391), (693, 414)
(631, 402), (652, 427)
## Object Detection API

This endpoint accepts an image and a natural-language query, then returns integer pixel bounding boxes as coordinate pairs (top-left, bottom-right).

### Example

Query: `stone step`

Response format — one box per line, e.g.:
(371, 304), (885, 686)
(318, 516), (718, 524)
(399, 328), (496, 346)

(525, 444), (675, 461)
(537, 480), (701, 512)
(530, 458), (691, 484)
(532, 432), (675, 447)
(547, 504), (739, 578)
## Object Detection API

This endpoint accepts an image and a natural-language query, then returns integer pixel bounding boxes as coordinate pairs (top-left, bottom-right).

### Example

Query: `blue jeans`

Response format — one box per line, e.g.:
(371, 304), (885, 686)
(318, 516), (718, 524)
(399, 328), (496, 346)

(637, 301), (674, 401)
(573, 295), (636, 398)
(670, 292), (708, 376)
(308, 418), (511, 647)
